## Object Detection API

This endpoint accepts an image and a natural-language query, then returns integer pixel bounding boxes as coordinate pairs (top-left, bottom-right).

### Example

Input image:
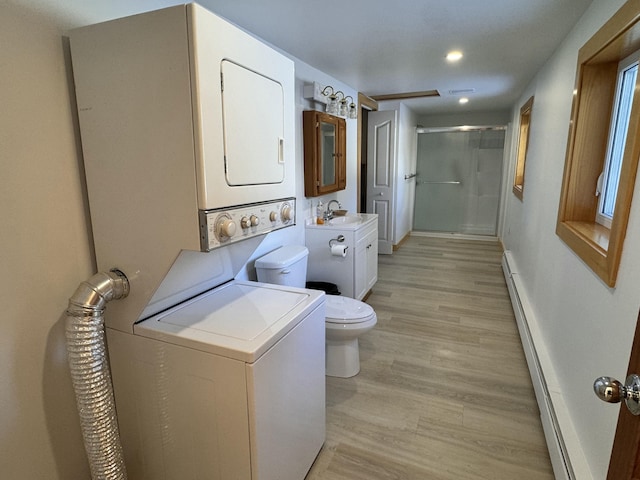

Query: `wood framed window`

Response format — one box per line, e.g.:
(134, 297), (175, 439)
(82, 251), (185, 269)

(513, 96), (534, 200)
(556, 0), (640, 287)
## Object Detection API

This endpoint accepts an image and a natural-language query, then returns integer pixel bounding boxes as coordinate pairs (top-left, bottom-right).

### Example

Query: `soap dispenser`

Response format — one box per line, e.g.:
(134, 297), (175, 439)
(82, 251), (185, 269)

(316, 201), (324, 225)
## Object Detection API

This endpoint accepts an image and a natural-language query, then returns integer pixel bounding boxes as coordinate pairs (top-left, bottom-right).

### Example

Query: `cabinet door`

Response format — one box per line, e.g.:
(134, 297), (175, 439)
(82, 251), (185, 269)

(337, 117), (346, 190)
(354, 235), (368, 300)
(303, 111), (346, 197)
(354, 222), (378, 300)
(365, 229), (378, 292)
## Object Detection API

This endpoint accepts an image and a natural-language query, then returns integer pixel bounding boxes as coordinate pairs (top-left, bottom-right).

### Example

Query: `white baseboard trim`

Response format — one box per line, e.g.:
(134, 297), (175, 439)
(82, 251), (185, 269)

(502, 251), (592, 480)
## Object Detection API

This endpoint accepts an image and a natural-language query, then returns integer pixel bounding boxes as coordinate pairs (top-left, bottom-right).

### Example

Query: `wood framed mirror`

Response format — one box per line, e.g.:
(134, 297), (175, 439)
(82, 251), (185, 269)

(303, 110), (346, 197)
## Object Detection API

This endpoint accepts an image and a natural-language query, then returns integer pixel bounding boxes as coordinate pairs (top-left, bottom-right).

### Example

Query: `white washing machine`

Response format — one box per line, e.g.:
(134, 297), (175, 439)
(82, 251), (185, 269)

(107, 279), (325, 480)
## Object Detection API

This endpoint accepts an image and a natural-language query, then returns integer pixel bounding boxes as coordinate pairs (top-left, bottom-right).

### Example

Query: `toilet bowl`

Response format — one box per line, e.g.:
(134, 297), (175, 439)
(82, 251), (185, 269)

(255, 245), (377, 378)
(325, 296), (377, 377)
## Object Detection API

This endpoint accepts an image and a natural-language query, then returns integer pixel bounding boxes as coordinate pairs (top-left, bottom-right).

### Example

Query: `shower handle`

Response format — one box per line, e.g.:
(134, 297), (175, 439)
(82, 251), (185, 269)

(417, 180), (462, 185)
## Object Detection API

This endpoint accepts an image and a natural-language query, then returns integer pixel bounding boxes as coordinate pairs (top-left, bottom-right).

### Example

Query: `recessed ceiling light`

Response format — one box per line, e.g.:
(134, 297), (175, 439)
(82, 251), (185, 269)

(446, 51), (463, 62)
(459, 97), (469, 104)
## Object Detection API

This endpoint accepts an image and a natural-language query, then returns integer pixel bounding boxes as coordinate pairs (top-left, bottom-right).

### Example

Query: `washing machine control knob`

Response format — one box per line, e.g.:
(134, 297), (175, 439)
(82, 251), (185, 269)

(281, 204), (293, 223)
(250, 215), (260, 227)
(240, 216), (251, 229)
(269, 211), (278, 222)
(216, 215), (236, 240)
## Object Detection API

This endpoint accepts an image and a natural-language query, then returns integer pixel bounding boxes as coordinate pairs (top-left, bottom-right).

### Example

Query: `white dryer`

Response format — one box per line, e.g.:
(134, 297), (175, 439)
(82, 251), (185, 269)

(107, 280), (325, 480)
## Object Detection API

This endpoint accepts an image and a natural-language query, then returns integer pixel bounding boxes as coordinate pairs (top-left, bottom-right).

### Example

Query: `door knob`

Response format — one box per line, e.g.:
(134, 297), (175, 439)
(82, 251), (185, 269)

(593, 375), (640, 415)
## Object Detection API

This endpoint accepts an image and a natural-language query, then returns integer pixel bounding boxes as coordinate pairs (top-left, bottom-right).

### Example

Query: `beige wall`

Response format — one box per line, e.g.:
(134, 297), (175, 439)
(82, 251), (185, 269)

(1, 4), (92, 478)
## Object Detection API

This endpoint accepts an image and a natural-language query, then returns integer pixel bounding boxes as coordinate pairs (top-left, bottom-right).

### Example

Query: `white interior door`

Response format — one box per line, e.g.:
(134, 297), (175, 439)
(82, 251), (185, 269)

(367, 110), (396, 254)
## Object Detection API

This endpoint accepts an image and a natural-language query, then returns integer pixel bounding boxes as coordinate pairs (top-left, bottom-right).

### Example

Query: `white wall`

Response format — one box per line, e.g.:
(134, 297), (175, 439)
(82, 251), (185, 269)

(501, 0), (640, 477)
(0, 3), (359, 478)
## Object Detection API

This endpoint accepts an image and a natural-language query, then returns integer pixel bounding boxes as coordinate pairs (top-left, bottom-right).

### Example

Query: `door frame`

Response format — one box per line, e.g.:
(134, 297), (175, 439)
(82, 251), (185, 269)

(357, 93), (378, 213)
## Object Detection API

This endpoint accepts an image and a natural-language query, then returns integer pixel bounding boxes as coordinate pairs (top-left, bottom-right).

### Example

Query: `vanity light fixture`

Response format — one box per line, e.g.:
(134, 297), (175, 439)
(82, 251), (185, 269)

(303, 82), (357, 119)
(321, 85), (357, 119)
(340, 95), (358, 119)
(322, 86), (342, 115)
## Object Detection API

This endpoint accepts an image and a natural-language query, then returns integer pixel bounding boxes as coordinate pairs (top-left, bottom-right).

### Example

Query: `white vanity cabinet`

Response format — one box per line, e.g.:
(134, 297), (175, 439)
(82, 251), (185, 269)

(305, 214), (378, 300)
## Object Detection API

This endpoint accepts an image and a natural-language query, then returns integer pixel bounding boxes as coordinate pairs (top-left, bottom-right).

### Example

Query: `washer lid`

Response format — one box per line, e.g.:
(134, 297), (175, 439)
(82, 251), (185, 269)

(135, 281), (323, 362)
(325, 296), (375, 324)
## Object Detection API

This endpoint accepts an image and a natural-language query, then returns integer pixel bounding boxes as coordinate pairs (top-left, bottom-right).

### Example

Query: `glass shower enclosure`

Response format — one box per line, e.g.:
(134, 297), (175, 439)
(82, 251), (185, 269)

(413, 127), (505, 236)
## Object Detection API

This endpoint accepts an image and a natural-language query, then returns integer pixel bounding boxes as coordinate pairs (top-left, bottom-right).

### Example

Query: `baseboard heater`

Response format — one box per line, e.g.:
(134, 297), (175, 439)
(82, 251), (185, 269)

(502, 251), (592, 480)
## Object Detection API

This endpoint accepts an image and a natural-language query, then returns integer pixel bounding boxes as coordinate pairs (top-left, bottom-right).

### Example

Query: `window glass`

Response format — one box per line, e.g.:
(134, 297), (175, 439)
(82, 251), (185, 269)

(597, 55), (638, 227)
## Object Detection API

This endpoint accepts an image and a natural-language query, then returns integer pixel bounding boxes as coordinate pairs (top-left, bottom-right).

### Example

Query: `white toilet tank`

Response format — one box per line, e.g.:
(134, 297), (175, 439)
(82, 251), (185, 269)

(255, 245), (309, 288)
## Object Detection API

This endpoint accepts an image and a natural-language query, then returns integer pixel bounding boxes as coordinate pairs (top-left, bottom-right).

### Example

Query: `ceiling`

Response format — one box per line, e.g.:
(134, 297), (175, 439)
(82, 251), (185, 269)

(28, 0), (594, 114)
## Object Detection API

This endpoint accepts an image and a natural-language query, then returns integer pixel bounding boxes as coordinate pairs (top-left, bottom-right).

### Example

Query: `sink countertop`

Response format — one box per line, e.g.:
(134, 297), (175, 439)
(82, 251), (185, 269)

(305, 213), (378, 230)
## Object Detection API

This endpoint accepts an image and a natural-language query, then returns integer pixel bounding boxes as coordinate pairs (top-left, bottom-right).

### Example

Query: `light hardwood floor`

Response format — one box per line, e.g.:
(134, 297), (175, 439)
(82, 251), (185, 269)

(305, 235), (554, 480)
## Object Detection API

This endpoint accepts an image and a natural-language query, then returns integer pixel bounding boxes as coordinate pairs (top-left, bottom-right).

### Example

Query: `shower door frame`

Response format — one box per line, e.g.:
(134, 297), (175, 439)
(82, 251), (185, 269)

(413, 124), (508, 238)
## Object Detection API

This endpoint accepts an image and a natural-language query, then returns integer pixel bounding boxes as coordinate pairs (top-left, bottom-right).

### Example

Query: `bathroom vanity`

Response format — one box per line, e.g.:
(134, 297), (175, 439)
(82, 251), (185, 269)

(305, 214), (378, 300)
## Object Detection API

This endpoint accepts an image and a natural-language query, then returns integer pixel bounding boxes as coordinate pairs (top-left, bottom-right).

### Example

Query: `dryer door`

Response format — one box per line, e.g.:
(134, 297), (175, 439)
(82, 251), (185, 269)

(221, 60), (285, 186)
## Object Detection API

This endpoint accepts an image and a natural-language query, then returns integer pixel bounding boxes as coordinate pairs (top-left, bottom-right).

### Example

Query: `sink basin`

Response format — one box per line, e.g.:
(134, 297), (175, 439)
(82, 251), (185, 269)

(306, 213), (377, 231)
(327, 215), (362, 225)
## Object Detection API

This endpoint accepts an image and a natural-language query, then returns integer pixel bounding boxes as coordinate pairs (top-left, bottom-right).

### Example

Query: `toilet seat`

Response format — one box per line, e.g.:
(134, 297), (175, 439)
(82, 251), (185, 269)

(325, 296), (376, 324)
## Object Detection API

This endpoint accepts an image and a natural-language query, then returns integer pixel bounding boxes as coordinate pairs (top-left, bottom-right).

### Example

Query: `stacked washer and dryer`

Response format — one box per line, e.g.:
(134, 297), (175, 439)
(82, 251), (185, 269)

(70, 4), (325, 480)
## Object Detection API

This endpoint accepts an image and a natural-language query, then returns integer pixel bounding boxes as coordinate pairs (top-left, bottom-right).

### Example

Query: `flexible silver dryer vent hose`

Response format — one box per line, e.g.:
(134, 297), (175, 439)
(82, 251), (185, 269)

(66, 270), (130, 480)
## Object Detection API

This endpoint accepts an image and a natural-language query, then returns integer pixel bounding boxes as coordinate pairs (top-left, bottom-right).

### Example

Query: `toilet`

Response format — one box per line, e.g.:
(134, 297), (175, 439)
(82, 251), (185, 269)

(255, 245), (377, 378)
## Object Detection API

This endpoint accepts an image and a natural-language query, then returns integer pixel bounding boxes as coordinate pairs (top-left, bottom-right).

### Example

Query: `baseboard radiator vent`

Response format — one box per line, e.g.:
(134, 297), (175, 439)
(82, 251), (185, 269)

(502, 251), (592, 480)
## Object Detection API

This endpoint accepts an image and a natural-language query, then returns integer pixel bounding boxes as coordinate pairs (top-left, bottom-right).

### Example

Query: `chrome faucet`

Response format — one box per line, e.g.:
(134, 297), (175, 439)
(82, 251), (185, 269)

(325, 199), (342, 220)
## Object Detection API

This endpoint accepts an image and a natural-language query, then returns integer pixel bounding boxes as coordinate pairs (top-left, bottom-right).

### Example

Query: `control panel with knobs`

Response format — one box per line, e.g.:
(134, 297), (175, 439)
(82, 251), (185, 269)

(199, 197), (296, 251)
